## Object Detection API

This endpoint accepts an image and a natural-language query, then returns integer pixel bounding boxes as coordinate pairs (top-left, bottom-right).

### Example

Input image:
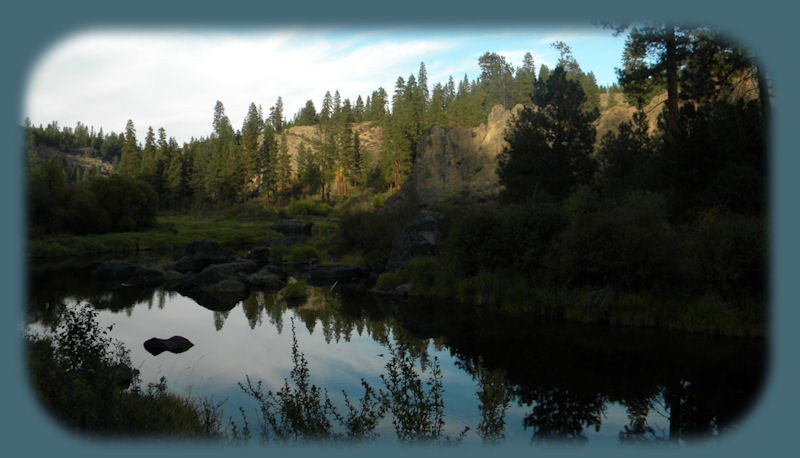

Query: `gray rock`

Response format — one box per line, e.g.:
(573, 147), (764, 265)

(246, 245), (272, 266)
(189, 260), (258, 287)
(143, 336), (194, 356)
(173, 240), (234, 273)
(385, 210), (446, 271)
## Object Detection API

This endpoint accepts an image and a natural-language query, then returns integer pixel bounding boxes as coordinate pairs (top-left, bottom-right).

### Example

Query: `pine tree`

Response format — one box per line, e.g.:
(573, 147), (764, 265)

(241, 102), (264, 204)
(355, 95), (365, 122)
(275, 132), (292, 203)
(139, 126), (158, 185)
(269, 97), (284, 133)
(259, 125), (278, 202)
(118, 119), (140, 177)
(498, 66), (598, 202)
(515, 52), (536, 105)
(321, 91), (333, 124)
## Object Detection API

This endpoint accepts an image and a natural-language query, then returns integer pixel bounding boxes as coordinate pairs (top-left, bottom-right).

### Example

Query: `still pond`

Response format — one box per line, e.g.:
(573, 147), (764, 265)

(27, 255), (766, 446)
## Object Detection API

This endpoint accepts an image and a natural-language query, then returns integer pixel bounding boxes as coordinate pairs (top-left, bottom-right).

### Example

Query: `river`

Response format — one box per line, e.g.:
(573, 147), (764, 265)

(26, 255), (766, 446)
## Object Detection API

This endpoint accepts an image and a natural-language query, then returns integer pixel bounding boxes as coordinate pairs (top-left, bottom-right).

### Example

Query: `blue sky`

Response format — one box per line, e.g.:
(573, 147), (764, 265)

(25, 26), (627, 144)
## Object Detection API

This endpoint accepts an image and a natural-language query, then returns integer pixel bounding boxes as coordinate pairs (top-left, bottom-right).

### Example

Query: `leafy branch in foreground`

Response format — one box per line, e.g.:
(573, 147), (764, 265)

(238, 317), (386, 443)
(379, 342), (469, 444)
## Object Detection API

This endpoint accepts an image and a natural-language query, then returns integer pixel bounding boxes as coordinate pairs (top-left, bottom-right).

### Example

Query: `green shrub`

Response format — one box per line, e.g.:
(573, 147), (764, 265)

(287, 244), (322, 263)
(26, 303), (220, 437)
(443, 202), (568, 277)
(547, 190), (685, 291)
(287, 196), (332, 217)
(689, 213), (766, 300)
(333, 210), (397, 269)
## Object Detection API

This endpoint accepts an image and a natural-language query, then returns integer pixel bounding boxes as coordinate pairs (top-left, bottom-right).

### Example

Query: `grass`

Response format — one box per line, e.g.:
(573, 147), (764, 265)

(29, 213), (283, 258)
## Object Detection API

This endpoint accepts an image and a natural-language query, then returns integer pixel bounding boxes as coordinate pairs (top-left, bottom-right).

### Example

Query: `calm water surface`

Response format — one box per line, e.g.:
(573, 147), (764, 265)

(27, 257), (766, 446)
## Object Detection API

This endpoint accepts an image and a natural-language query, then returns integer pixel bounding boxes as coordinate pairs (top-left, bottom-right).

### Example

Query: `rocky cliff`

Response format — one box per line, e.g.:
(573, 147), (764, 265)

(384, 104), (523, 212)
(383, 95), (663, 213)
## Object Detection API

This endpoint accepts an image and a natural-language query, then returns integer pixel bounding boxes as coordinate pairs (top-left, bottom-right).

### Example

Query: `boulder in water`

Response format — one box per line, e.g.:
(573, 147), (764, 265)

(143, 336), (194, 356)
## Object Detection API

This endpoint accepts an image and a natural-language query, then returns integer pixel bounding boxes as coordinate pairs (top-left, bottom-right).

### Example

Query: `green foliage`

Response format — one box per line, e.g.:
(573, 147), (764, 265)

(498, 66), (598, 203)
(689, 212), (765, 300)
(332, 210), (397, 270)
(548, 190), (685, 291)
(665, 99), (766, 219)
(286, 196), (331, 217)
(442, 202), (568, 277)
(239, 318), (386, 443)
(28, 158), (69, 236)
(379, 342), (468, 443)
(27, 303), (221, 437)
(596, 109), (661, 197)
(28, 169), (158, 237)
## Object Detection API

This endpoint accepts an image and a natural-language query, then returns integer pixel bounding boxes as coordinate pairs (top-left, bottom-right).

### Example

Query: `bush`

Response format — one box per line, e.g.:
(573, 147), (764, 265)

(547, 191), (685, 291)
(287, 196), (332, 217)
(689, 212), (765, 300)
(443, 202), (568, 277)
(28, 170), (159, 237)
(333, 210), (397, 270)
(27, 303), (220, 437)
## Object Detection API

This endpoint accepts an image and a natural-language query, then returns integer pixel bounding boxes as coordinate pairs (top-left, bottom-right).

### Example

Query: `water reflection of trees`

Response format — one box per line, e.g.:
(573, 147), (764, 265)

(29, 264), (765, 445)
(222, 287), (765, 445)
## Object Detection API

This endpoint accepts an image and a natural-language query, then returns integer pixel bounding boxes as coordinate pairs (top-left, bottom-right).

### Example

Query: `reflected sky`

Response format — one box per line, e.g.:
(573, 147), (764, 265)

(32, 285), (660, 445)
(28, 260), (765, 447)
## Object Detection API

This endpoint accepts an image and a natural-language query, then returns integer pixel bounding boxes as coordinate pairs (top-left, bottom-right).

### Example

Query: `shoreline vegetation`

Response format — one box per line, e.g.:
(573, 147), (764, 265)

(28, 199), (766, 338)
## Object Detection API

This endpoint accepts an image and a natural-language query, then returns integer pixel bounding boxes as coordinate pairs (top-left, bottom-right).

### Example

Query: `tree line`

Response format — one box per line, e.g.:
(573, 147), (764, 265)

(25, 44), (607, 228)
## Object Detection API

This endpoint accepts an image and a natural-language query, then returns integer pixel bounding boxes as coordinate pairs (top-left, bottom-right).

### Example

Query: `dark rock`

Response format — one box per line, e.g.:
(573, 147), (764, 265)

(173, 240), (234, 273)
(183, 260), (258, 289)
(385, 210), (446, 271)
(270, 219), (312, 236)
(183, 289), (249, 312)
(93, 260), (137, 282)
(246, 245), (272, 266)
(304, 264), (364, 286)
(199, 278), (248, 294)
(171, 255), (197, 274)
(122, 267), (167, 287)
(143, 336), (194, 356)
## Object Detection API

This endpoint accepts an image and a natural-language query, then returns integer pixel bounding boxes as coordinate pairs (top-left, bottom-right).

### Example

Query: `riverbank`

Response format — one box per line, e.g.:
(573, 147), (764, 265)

(28, 213), (286, 258)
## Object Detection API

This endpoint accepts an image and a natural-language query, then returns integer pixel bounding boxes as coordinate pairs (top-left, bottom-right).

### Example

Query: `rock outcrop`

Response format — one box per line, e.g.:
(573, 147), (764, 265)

(384, 104), (522, 212)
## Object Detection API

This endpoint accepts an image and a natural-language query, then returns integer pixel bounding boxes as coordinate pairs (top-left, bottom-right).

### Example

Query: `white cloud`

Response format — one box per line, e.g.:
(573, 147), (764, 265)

(25, 28), (624, 143)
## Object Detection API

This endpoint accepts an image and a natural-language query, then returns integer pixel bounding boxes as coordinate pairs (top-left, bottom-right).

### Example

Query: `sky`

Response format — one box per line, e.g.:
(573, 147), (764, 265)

(24, 26), (628, 145)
